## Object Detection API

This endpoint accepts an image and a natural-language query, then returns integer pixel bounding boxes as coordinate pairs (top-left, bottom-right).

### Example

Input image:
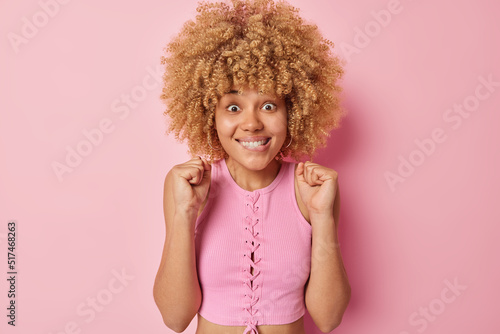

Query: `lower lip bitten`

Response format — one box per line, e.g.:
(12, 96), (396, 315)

(238, 139), (271, 151)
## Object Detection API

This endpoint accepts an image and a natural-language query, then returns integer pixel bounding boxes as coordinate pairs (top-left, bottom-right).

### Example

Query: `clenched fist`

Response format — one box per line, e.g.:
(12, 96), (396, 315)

(165, 157), (211, 216)
(296, 161), (338, 221)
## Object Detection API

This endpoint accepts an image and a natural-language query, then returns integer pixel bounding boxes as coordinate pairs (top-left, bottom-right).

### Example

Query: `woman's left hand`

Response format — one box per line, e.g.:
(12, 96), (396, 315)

(296, 161), (338, 220)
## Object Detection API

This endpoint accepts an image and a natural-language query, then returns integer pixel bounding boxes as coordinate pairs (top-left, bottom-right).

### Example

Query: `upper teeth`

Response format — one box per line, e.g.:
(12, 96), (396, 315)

(240, 140), (266, 148)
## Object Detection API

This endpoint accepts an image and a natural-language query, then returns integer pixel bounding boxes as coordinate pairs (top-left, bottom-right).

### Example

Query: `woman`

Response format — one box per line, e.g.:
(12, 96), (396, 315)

(153, 1), (351, 333)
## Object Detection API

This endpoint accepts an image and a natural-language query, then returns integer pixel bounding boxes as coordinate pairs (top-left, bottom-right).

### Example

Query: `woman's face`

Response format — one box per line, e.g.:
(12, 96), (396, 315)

(214, 86), (288, 173)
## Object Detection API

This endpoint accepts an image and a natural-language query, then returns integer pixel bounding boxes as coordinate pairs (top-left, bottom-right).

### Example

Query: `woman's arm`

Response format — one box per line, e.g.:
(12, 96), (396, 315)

(153, 158), (211, 332)
(305, 186), (351, 332)
(295, 162), (351, 333)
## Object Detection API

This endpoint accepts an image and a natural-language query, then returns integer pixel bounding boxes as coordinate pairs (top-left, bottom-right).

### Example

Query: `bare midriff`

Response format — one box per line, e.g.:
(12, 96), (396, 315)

(195, 314), (306, 334)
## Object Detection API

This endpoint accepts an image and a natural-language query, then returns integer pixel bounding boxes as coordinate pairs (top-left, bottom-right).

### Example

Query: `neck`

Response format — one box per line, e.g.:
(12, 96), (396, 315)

(225, 158), (282, 192)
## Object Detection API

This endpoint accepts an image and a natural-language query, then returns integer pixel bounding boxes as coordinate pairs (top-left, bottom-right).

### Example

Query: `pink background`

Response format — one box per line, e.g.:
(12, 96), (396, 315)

(1, 0), (499, 333)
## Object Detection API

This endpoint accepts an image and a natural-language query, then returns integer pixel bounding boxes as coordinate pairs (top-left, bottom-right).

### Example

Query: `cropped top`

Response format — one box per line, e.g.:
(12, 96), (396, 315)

(194, 159), (312, 334)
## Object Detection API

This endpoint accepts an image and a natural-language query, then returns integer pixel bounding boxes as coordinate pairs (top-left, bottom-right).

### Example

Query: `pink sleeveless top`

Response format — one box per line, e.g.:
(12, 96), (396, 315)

(194, 159), (312, 334)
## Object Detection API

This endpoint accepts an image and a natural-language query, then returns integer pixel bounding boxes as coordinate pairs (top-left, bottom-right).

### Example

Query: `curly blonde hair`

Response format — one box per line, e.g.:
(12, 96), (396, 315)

(161, 0), (345, 161)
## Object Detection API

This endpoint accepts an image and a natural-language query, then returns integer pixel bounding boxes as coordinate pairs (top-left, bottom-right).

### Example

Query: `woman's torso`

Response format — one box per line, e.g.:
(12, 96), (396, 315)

(196, 313), (306, 334)
(194, 159), (311, 334)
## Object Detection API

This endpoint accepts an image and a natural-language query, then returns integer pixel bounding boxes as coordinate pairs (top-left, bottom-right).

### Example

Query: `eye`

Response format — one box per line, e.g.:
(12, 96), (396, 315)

(226, 104), (240, 112)
(262, 103), (276, 111)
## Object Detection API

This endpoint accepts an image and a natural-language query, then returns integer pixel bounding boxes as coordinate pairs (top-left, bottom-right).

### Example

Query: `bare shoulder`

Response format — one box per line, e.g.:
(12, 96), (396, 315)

(294, 163), (311, 224)
(197, 185), (211, 217)
(162, 171), (175, 230)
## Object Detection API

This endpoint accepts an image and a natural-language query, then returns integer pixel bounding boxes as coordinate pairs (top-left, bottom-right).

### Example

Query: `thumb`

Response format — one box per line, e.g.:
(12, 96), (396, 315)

(200, 158), (212, 182)
(295, 162), (305, 181)
(201, 158), (211, 172)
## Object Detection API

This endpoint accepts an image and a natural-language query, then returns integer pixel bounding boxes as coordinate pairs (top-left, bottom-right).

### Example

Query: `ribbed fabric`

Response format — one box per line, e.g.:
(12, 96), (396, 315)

(194, 159), (312, 334)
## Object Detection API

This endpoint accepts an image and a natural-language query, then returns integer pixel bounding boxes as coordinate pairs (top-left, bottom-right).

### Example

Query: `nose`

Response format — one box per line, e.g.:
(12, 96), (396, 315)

(240, 109), (263, 131)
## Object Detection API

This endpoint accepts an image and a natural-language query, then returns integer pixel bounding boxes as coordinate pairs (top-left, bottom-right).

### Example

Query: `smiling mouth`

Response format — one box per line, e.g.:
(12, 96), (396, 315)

(237, 138), (271, 148)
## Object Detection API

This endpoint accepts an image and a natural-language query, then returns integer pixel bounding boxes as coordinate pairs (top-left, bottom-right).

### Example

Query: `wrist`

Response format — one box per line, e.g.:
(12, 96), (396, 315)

(308, 210), (334, 223)
(173, 208), (199, 225)
(309, 213), (339, 235)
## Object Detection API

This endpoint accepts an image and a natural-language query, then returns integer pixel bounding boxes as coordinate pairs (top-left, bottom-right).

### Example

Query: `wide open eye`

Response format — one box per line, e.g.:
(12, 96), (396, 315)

(227, 104), (241, 112)
(262, 103), (276, 111)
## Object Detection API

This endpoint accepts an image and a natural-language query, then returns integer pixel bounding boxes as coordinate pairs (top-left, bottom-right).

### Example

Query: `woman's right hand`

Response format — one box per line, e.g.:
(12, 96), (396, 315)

(166, 156), (211, 216)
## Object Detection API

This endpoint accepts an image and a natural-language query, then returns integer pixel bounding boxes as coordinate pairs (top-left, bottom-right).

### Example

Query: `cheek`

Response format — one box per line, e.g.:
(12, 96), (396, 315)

(272, 114), (288, 135)
(214, 117), (235, 137)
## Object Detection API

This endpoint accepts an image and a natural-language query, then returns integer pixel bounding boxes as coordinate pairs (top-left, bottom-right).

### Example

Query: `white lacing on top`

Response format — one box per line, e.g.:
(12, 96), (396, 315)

(242, 192), (261, 334)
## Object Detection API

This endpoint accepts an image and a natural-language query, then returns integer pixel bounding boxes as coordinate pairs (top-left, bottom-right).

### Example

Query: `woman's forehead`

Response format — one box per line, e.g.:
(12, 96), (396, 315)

(224, 85), (281, 98)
